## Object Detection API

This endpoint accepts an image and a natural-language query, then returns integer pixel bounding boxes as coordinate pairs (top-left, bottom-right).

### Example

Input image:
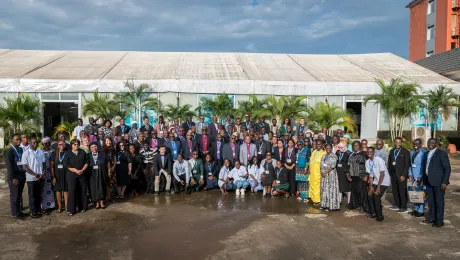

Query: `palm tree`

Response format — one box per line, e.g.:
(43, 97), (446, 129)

(263, 96), (308, 123)
(198, 94), (234, 122)
(82, 91), (123, 122)
(364, 78), (421, 140)
(0, 94), (42, 134)
(115, 81), (161, 123)
(52, 121), (78, 139)
(161, 104), (196, 123)
(235, 94), (269, 119)
(422, 85), (460, 138)
(305, 101), (357, 135)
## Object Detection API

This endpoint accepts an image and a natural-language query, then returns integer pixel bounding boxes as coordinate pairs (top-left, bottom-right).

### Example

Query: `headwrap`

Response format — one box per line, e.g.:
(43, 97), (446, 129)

(41, 136), (51, 144)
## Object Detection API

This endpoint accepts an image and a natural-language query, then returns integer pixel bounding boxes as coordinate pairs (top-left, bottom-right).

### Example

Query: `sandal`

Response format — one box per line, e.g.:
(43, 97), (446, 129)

(57, 208), (62, 213)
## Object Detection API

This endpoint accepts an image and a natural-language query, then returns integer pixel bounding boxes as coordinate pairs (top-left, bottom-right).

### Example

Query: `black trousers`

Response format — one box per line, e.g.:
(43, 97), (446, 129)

(172, 175), (189, 194)
(350, 176), (363, 209)
(8, 178), (25, 216)
(427, 185), (445, 223)
(390, 175), (407, 209)
(27, 181), (43, 214)
(288, 168), (296, 195)
(67, 172), (88, 214)
(368, 185), (388, 218)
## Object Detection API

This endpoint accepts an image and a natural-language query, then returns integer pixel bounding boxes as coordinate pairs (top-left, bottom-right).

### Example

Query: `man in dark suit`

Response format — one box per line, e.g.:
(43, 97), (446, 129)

(222, 133), (240, 164)
(254, 116), (269, 133)
(181, 131), (197, 160)
(254, 133), (271, 162)
(387, 137), (411, 213)
(115, 118), (131, 137)
(154, 145), (172, 195)
(196, 127), (212, 158)
(5, 134), (26, 220)
(207, 116), (219, 140)
(181, 117), (195, 134)
(320, 128), (332, 144)
(211, 133), (225, 169)
(422, 138), (451, 227)
(243, 114), (254, 131)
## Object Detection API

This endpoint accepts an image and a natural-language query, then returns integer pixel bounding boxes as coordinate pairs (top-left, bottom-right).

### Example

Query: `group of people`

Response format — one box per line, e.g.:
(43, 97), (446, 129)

(5, 114), (451, 227)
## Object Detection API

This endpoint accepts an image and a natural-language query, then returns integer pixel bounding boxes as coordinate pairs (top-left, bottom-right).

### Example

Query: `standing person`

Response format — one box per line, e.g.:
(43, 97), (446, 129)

(261, 152), (277, 198)
(366, 147), (391, 222)
(182, 130), (197, 160)
(255, 133), (270, 162)
(211, 133), (224, 169)
(375, 139), (387, 163)
(197, 127), (211, 158)
(154, 145), (172, 195)
(273, 139), (285, 162)
(182, 117), (196, 134)
(254, 116), (269, 133)
(21, 138), (45, 218)
(115, 118), (131, 137)
(207, 116), (219, 140)
(239, 135), (256, 166)
(272, 160), (290, 198)
(51, 140), (68, 213)
(203, 154), (218, 190)
(408, 139), (427, 217)
(154, 116), (169, 136)
(243, 114), (254, 131)
(218, 159), (234, 194)
(128, 144), (143, 196)
(115, 142), (132, 199)
(295, 141), (310, 202)
(73, 118), (85, 140)
(332, 136), (340, 153)
(66, 139), (89, 216)
(336, 142), (352, 205)
(295, 118), (307, 137)
(102, 137), (116, 202)
(99, 120), (113, 139)
(172, 154), (190, 194)
(88, 142), (108, 209)
(139, 116), (153, 133)
(20, 134), (30, 152)
(422, 138), (451, 228)
(284, 139), (297, 196)
(5, 134), (26, 220)
(223, 114), (234, 132)
(321, 128), (332, 144)
(320, 144), (340, 211)
(40, 137), (55, 214)
(361, 139), (368, 151)
(85, 117), (99, 142)
(279, 118), (291, 136)
(229, 160), (249, 195)
(388, 137), (410, 213)
(247, 157), (263, 194)
(167, 132), (181, 161)
(140, 142), (156, 194)
(309, 140), (326, 206)
(222, 134), (240, 165)
(347, 141), (368, 210)
(188, 151), (204, 192)
(195, 116), (207, 135)
(270, 118), (278, 135)
(128, 121), (139, 144)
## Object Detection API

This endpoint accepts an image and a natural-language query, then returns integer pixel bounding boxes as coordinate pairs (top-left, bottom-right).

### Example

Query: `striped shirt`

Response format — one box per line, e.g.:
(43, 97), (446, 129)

(140, 148), (157, 164)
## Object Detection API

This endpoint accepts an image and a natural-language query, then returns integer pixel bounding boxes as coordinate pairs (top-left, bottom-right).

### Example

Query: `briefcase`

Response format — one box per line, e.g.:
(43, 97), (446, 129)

(408, 185), (424, 204)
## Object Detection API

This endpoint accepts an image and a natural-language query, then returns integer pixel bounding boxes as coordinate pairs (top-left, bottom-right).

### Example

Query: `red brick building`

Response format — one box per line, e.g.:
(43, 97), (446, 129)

(407, 0), (460, 61)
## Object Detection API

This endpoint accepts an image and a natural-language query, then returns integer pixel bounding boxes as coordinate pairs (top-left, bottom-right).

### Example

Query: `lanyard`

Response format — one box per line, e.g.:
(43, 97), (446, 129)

(187, 122), (191, 128)
(121, 126), (125, 134)
(299, 125), (304, 132)
(312, 150), (319, 162)
(411, 150), (420, 164)
(171, 141), (177, 150)
(287, 148), (293, 159)
(393, 148), (401, 161)
(276, 168), (282, 178)
(368, 159), (375, 173)
(207, 164), (212, 172)
(265, 161), (271, 171)
(177, 162), (183, 172)
(117, 152), (122, 161)
(338, 152), (344, 162)
(32, 150), (40, 161)
(11, 145), (22, 161)
(58, 152), (65, 163)
(191, 160), (197, 170)
(297, 148), (305, 161)
(259, 141), (264, 151)
(92, 153), (98, 165)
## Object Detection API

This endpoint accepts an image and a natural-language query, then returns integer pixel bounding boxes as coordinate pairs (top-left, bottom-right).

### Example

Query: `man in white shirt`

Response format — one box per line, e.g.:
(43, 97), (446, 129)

(20, 134), (30, 152)
(229, 160), (249, 195)
(172, 154), (190, 194)
(21, 138), (45, 218)
(73, 118), (86, 140)
(366, 147), (391, 222)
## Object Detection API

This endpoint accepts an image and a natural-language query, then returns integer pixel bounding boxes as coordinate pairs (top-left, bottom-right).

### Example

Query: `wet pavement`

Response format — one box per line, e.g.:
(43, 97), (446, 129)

(1, 157), (460, 260)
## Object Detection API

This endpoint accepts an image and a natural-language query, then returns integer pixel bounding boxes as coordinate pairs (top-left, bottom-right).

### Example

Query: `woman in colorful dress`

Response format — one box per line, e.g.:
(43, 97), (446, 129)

(102, 137), (116, 202)
(51, 140), (68, 213)
(336, 142), (352, 205)
(296, 141), (311, 202)
(308, 139), (326, 206)
(320, 144), (340, 211)
(284, 139), (297, 196)
(99, 120), (113, 140)
(40, 137), (55, 214)
(89, 142), (108, 209)
(115, 142), (132, 199)
(347, 141), (368, 210)
(279, 118), (291, 136)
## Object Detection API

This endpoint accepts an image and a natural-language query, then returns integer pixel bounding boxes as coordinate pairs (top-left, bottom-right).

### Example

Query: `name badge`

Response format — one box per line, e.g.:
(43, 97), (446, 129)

(392, 161), (396, 166)
(160, 131), (163, 134)
(93, 166), (99, 170)
(57, 164), (63, 169)
(276, 180), (281, 184)
(286, 159), (292, 163)
(144, 160), (149, 163)
(265, 170), (269, 174)
(117, 161), (121, 165)
(173, 151), (177, 154)
(233, 153), (236, 157)
(322, 163), (328, 167)
(412, 164), (417, 168)
(217, 151), (220, 154)
(16, 161), (22, 166)
(258, 152), (262, 155)
(208, 172), (213, 176)
(337, 164), (342, 168)
(193, 170), (197, 174)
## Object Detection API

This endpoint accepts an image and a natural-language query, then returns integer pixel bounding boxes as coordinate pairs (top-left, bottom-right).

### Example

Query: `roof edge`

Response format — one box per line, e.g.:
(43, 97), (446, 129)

(405, 0), (424, 8)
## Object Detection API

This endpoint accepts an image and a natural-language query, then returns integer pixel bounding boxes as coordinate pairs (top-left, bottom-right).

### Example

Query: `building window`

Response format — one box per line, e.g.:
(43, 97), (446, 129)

(427, 0), (435, 14)
(452, 42), (457, 50)
(427, 25), (435, 40)
(426, 51), (434, 57)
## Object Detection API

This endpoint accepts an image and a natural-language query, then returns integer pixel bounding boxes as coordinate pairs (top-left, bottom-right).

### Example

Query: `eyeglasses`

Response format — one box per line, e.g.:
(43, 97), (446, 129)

(193, 153), (198, 155)
(72, 144), (79, 146)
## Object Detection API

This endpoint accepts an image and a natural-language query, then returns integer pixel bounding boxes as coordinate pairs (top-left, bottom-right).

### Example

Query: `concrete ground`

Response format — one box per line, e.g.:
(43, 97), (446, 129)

(1, 158), (460, 260)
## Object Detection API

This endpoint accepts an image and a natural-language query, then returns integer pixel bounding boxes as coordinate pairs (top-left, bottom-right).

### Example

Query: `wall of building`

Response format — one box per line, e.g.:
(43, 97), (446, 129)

(435, 0), (449, 53)
(409, 0), (428, 61)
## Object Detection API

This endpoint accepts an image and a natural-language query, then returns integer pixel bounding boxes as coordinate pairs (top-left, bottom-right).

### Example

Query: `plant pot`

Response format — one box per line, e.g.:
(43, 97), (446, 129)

(447, 144), (457, 154)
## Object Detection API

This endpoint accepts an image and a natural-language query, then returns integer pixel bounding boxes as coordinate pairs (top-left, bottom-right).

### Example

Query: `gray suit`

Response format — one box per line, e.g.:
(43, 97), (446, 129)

(222, 142), (240, 164)
(239, 143), (257, 166)
(196, 122), (208, 134)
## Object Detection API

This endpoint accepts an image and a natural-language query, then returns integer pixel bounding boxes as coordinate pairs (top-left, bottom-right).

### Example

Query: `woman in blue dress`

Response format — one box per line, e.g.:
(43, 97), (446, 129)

(295, 141), (311, 202)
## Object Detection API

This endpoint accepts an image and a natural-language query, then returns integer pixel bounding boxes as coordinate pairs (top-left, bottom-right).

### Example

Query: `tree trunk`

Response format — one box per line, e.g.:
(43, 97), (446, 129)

(389, 114), (395, 141)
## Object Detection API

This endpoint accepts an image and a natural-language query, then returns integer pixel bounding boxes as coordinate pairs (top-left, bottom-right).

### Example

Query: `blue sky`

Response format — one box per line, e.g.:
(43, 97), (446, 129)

(0, 0), (409, 57)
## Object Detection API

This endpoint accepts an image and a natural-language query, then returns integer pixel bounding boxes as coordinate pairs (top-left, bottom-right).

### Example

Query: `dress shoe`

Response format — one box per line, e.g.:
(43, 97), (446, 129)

(11, 215), (24, 220)
(376, 216), (384, 222)
(398, 209), (408, 213)
(29, 213), (41, 219)
(433, 222), (444, 228)
(389, 206), (400, 211)
(413, 212), (424, 218)
(422, 219), (435, 224)
(367, 214), (377, 219)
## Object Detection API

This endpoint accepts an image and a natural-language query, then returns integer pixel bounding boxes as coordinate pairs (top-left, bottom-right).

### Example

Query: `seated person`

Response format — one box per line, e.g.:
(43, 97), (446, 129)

(273, 160), (290, 198)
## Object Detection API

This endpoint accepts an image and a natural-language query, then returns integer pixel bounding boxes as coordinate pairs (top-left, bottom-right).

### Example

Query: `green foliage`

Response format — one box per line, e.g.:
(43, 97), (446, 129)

(263, 96), (308, 122)
(115, 81), (161, 122)
(0, 94), (42, 135)
(305, 101), (357, 134)
(421, 85), (460, 138)
(235, 94), (269, 119)
(384, 138), (413, 151)
(197, 94), (234, 122)
(161, 104), (196, 123)
(52, 121), (77, 139)
(82, 91), (123, 122)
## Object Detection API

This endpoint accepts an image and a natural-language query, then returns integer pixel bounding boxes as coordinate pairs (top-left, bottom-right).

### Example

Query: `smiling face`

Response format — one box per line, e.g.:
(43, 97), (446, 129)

(428, 139), (437, 150)
(90, 144), (98, 153)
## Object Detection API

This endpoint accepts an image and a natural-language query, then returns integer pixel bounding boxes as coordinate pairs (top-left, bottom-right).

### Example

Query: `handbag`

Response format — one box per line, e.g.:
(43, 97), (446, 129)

(408, 184), (425, 203)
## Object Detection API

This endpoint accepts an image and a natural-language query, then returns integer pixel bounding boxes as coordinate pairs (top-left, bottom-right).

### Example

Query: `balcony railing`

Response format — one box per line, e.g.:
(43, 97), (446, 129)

(454, 0), (460, 11)
(452, 27), (460, 38)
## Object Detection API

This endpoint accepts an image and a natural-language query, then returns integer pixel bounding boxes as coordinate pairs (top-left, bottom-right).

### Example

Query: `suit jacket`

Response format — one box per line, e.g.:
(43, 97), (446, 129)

(255, 140), (271, 160)
(195, 122), (207, 134)
(254, 122), (269, 133)
(165, 139), (182, 160)
(181, 139), (197, 160)
(388, 148), (410, 178)
(324, 135), (332, 144)
(196, 134), (212, 156)
(207, 122), (219, 139)
(154, 153), (172, 175)
(211, 140), (224, 164)
(139, 124), (153, 133)
(182, 121), (195, 133)
(273, 147), (285, 162)
(295, 124), (307, 137)
(222, 142), (240, 164)
(242, 121), (254, 130)
(422, 148), (451, 187)
(115, 124), (131, 137)
(239, 143), (257, 166)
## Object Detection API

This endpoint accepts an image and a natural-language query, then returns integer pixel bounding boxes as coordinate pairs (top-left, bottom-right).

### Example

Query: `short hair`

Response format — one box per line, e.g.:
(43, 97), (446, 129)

(158, 145), (166, 149)
(324, 143), (332, 149)
(10, 133), (21, 140)
(394, 137), (403, 142)
(316, 139), (324, 145)
(77, 118), (82, 121)
(428, 138), (438, 143)
(361, 139), (368, 143)
(103, 119), (112, 127)
(413, 138), (422, 144)
(367, 146), (375, 151)
(352, 140), (362, 149)
(89, 142), (99, 148)
(70, 139), (80, 146)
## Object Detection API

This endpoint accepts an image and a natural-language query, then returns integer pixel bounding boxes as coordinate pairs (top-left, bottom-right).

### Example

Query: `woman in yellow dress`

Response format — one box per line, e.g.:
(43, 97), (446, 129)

(308, 139), (326, 206)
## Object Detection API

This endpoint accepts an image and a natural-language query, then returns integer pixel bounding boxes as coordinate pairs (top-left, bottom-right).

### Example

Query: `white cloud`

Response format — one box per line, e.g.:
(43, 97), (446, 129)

(0, 22), (13, 30)
(245, 43), (257, 52)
